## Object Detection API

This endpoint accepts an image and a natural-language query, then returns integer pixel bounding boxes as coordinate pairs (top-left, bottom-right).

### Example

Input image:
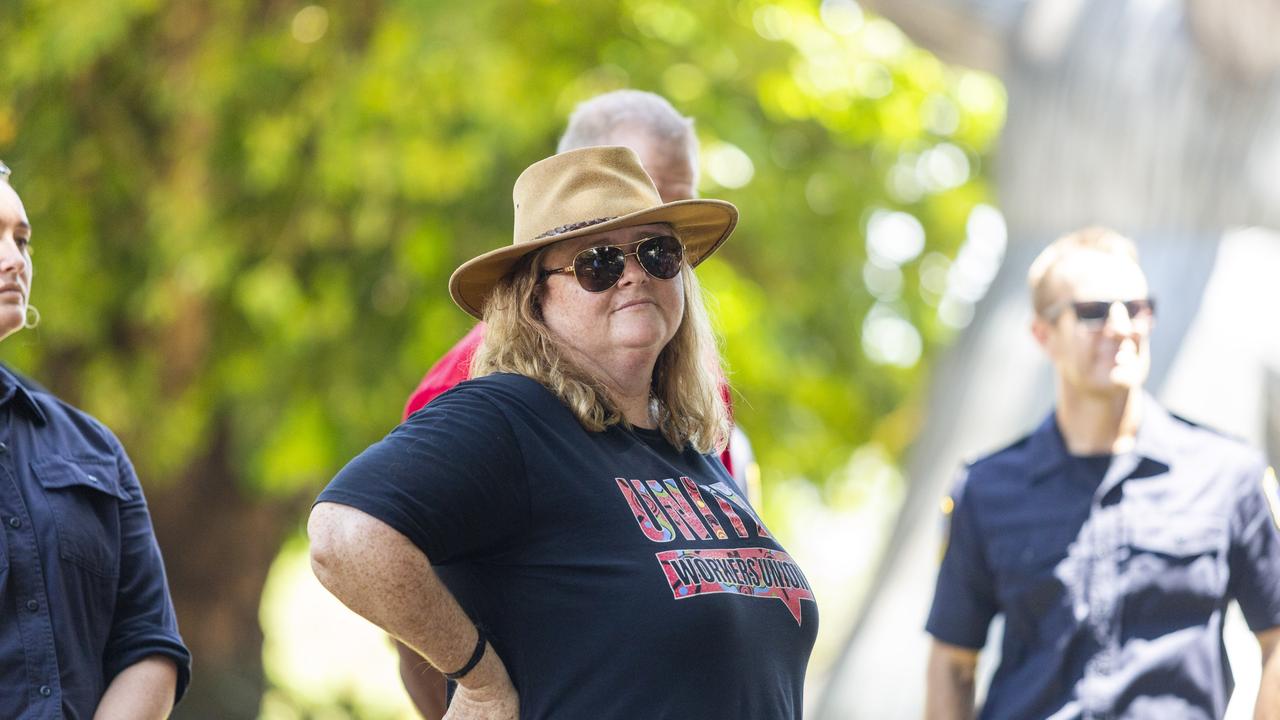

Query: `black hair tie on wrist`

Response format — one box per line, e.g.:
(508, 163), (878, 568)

(444, 626), (487, 680)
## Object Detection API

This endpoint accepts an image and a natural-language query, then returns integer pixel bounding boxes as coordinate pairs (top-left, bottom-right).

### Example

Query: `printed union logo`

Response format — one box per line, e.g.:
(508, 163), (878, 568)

(655, 547), (815, 625)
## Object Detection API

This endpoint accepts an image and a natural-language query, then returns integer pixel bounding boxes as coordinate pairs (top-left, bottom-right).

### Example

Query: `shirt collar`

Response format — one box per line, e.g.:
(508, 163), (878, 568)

(1129, 391), (1176, 468)
(1026, 412), (1070, 483)
(0, 364), (49, 426)
(1027, 390), (1172, 483)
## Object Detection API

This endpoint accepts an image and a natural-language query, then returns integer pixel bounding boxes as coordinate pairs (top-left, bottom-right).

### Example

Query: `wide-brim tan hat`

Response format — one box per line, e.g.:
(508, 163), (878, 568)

(449, 145), (738, 318)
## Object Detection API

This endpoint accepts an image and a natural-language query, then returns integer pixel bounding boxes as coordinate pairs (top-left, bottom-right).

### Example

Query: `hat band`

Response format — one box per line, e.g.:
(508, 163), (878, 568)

(534, 216), (619, 240)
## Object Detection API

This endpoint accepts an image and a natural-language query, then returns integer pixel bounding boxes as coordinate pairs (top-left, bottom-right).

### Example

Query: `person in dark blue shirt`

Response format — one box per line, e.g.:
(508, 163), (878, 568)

(925, 226), (1280, 719)
(0, 162), (190, 718)
(308, 147), (817, 719)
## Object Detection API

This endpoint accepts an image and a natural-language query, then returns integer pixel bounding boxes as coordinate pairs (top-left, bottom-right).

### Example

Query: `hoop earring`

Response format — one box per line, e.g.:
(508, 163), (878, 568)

(23, 304), (39, 330)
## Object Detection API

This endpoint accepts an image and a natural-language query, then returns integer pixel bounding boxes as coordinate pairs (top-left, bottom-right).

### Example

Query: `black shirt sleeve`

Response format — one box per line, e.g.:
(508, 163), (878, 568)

(317, 381), (530, 564)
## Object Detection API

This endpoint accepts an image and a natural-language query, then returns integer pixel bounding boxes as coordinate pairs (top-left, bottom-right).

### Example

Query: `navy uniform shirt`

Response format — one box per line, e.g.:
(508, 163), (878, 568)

(0, 366), (190, 719)
(927, 394), (1280, 720)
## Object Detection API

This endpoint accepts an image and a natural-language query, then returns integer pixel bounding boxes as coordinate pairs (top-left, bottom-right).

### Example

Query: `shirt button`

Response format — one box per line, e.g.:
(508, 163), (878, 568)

(0, 441), (7, 452)
(86, 475), (99, 484)
(38, 685), (51, 697)
(6, 516), (18, 528)
(25, 599), (38, 612)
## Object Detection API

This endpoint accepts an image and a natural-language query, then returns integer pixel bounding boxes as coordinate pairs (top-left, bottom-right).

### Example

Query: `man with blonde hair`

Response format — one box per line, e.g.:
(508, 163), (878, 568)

(924, 227), (1280, 719)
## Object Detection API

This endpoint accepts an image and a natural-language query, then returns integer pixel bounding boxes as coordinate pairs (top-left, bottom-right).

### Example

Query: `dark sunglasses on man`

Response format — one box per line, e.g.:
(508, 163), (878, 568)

(540, 234), (684, 293)
(1063, 298), (1156, 329)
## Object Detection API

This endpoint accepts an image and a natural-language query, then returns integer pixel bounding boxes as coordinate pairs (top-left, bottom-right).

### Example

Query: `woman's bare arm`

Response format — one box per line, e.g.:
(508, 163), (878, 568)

(308, 502), (516, 719)
(93, 656), (177, 720)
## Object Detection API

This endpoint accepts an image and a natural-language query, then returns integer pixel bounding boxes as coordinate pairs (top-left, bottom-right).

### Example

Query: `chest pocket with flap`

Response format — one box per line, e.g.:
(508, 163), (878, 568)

(1127, 515), (1226, 597)
(33, 455), (130, 577)
(988, 527), (1076, 612)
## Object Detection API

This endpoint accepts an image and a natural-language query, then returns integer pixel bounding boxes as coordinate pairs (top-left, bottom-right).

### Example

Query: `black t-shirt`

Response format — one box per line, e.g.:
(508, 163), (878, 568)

(318, 373), (818, 719)
(1068, 453), (1112, 491)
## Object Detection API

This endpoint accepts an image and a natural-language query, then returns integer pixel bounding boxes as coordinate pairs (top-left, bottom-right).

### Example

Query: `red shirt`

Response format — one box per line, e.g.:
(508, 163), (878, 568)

(402, 324), (487, 419)
(403, 323), (735, 476)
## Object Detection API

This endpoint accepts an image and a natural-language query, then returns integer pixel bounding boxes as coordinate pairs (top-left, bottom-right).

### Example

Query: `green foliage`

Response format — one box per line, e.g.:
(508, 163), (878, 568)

(0, 0), (1002, 502)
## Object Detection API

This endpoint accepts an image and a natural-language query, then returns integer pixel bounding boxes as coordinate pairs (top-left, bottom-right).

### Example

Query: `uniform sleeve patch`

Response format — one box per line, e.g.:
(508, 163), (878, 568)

(1263, 467), (1280, 531)
(938, 495), (956, 562)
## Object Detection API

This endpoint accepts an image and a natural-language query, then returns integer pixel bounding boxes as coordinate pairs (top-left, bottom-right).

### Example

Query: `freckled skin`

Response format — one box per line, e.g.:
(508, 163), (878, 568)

(539, 222), (684, 424)
(309, 504), (518, 719)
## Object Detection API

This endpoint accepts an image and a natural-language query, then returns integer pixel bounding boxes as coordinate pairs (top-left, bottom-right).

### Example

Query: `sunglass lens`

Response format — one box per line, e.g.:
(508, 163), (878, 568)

(574, 246), (626, 292)
(637, 235), (683, 280)
(1072, 301), (1111, 322)
(1124, 299), (1154, 318)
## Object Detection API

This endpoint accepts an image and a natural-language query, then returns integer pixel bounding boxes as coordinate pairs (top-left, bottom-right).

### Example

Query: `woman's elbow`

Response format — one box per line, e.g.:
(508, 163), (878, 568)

(308, 502), (354, 588)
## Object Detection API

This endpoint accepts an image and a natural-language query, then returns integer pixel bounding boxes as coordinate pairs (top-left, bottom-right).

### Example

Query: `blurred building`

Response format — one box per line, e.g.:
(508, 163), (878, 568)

(820, 1), (1280, 717)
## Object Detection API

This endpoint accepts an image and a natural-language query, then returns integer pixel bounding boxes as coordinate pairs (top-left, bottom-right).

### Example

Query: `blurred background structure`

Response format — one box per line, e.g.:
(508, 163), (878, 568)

(3, 0), (1274, 718)
(821, 1), (1280, 718)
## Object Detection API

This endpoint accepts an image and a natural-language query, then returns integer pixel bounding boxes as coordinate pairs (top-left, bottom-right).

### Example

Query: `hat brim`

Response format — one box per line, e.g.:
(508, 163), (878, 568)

(449, 198), (738, 318)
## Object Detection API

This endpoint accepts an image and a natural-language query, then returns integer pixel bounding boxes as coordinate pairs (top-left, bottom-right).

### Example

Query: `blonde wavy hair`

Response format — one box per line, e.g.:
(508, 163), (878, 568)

(470, 245), (729, 454)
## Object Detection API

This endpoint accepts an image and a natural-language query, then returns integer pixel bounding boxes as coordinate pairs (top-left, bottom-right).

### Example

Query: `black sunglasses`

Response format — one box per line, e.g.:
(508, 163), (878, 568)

(539, 235), (684, 293)
(1066, 298), (1156, 328)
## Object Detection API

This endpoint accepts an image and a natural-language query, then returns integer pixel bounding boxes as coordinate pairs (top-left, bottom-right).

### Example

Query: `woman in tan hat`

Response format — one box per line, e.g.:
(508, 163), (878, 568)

(309, 146), (818, 719)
